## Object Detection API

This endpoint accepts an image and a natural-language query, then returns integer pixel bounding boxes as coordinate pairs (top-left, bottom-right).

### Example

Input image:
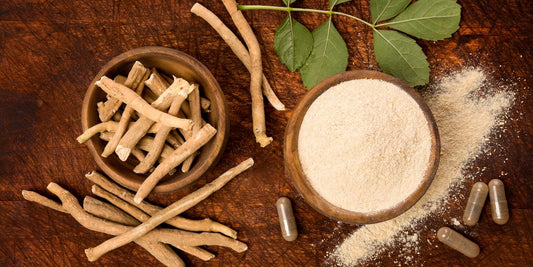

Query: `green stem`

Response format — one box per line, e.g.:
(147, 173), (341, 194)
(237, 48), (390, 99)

(238, 4), (374, 28)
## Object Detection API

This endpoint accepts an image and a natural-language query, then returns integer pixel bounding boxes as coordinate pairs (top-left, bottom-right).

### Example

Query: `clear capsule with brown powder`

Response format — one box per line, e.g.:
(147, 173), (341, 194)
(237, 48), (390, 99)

(463, 182), (488, 226)
(437, 227), (480, 258)
(276, 197), (298, 241)
(489, 179), (509, 225)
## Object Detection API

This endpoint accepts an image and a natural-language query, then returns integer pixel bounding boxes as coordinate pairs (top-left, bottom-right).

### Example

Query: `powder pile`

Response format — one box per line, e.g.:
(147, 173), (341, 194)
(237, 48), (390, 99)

(298, 79), (432, 213)
(331, 68), (514, 266)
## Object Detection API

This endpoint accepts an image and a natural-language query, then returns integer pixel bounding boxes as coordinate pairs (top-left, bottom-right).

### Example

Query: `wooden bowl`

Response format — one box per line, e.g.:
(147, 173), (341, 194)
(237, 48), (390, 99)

(284, 70), (440, 224)
(82, 46), (229, 193)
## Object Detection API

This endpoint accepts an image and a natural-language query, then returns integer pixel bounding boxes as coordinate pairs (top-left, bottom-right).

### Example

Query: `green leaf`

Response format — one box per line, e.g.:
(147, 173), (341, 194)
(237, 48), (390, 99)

(370, 0), (411, 24)
(274, 15), (313, 72)
(373, 29), (429, 86)
(384, 0), (461, 41)
(329, 0), (352, 9)
(299, 19), (348, 88)
(282, 0), (297, 6)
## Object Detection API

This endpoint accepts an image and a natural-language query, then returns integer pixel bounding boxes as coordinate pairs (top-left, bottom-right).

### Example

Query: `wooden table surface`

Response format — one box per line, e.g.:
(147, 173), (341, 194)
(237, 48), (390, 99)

(1, 0), (531, 266)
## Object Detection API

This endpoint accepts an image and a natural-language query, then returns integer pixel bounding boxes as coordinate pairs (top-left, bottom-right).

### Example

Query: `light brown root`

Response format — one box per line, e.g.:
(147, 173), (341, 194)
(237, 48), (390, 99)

(95, 76), (193, 130)
(182, 84), (202, 172)
(83, 196), (140, 226)
(115, 77), (191, 161)
(22, 190), (66, 213)
(85, 158), (254, 261)
(221, 0), (272, 147)
(91, 185), (247, 254)
(134, 84), (194, 174)
(191, 3), (285, 111)
(28, 184), (186, 266)
(97, 75), (127, 122)
(85, 171), (238, 238)
(102, 66), (150, 157)
(134, 124), (218, 203)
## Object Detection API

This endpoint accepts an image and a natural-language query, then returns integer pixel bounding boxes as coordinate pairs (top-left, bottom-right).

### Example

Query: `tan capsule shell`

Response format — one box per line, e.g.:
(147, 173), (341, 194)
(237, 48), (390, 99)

(463, 182), (488, 226)
(489, 179), (509, 225)
(437, 227), (480, 258)
(276, 197), (298, 241)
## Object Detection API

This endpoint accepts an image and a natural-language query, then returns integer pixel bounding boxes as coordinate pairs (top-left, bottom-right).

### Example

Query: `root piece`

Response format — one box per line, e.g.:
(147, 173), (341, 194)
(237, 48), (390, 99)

(25, 185), (186, 267)
(130, 148), (146, 162)
(22, 190), (66, 213)
(134, 124), (218, 203)
(85, 190), (212, 263)
(101, 133), (174, 160)
(77, 121), (161, 144)
(83, 196), (140, 226)
(77, 121), (122, 144)
(102, 67), (150, 157)
(220, 0), (273, 147)
(176, 246), (214, 261)
(86, 171), (238, 238)
(144, 68), (170, 96)
(98, 64), (149, 122)
(134, 84), (194, 174)
(91, 185), (247, 254)
(85, 158), (254, 261)
(98, 75), (127, 122)
(182, 84), (202, 172)
(115, 77), (191, 161)
(191, 3), (285, 111)
(77, 121), (163, 144)
(95, 76), (193, 130)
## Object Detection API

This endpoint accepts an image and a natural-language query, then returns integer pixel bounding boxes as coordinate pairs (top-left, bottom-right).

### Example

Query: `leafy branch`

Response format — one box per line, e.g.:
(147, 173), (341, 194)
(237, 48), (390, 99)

(238, 0), (461, 88)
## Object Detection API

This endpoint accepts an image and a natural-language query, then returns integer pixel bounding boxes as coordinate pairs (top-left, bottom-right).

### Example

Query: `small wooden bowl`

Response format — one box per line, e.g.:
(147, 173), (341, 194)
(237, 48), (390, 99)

(82, 46), (229, 193)
(284, 70), (440, 224)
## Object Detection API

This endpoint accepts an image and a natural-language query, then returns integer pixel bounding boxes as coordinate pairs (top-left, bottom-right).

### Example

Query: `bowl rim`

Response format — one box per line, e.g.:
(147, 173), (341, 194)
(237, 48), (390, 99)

(284, 70), (440, 224)
(82, 46), (229, 193)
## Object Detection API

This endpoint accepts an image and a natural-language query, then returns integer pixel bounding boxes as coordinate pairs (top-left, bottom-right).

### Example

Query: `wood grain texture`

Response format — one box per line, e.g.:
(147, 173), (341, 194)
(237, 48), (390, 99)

(0, 0), (531, 266)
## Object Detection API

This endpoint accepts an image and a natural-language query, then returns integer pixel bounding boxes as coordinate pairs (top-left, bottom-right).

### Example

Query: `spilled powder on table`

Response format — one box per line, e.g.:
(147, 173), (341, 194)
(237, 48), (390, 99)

(331, 68), (515, 266)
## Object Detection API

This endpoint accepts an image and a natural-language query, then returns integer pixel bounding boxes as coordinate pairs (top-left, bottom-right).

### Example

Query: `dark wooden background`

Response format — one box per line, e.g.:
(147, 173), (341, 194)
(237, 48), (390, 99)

(0, 0), (531, 266)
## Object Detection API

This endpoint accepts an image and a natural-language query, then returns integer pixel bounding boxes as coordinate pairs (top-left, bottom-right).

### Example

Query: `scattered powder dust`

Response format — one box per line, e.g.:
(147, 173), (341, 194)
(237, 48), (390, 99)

(298, 79), (432, 213)
(331, 68), (515, 266)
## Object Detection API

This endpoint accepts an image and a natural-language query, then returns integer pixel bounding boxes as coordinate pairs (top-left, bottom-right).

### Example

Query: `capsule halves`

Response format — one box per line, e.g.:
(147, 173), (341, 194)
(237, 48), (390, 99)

(276, 197), (298, 241)
(437, 227), (480, 258)
(488, 179), (509, 225)
(463, 182), (488, 226)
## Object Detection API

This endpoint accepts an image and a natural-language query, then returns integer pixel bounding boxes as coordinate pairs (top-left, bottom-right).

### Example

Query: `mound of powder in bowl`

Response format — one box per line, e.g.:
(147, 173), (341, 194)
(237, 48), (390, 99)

(298, 79), (432, 213)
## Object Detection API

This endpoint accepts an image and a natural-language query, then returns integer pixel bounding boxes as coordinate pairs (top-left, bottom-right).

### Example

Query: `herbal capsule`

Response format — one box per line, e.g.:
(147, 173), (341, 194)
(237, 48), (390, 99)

(437, 227), (480, 258)
(463, 182), (488, 226)
(488, 179), (509, 225)
(276, 197), (298, 241)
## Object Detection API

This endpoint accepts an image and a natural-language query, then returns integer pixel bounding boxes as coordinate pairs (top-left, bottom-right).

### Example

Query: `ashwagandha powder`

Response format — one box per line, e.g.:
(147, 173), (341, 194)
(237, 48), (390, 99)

(298, 79), (432, 213)
(331, 68), (514, 266)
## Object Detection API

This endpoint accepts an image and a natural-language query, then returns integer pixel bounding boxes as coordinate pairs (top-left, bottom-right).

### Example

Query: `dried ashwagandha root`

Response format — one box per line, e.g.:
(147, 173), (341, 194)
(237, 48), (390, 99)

(115, 76), (191, 161)
(222, 0), (273, 147)
(86, 171), (237, 238)
(191, 3), (285, 112)
(23, 181), (248, 266)
(102, 63), (151, 157)
(85, 158), (254, 261)
(181, 84), (202, 172)
(98, 62), (149, 122)
(134, 83), (195, 174)
(95, 76), (193, 130)
(134, 123), (218, 203)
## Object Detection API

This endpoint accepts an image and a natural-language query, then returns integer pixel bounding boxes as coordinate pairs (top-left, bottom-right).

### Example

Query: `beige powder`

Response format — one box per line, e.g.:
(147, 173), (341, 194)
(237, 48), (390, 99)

(331, 68), (514, 266)
(298, 79), (432, 213)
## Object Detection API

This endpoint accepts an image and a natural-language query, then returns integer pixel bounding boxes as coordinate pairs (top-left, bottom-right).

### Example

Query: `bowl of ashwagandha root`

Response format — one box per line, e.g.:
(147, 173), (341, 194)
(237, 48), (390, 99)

(79, 46), (229, 198)
(284, 70), (440, 224)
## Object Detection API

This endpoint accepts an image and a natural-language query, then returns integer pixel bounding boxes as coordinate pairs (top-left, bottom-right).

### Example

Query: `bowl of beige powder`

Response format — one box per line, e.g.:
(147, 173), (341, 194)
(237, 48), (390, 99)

(284, 70), (440, 224)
